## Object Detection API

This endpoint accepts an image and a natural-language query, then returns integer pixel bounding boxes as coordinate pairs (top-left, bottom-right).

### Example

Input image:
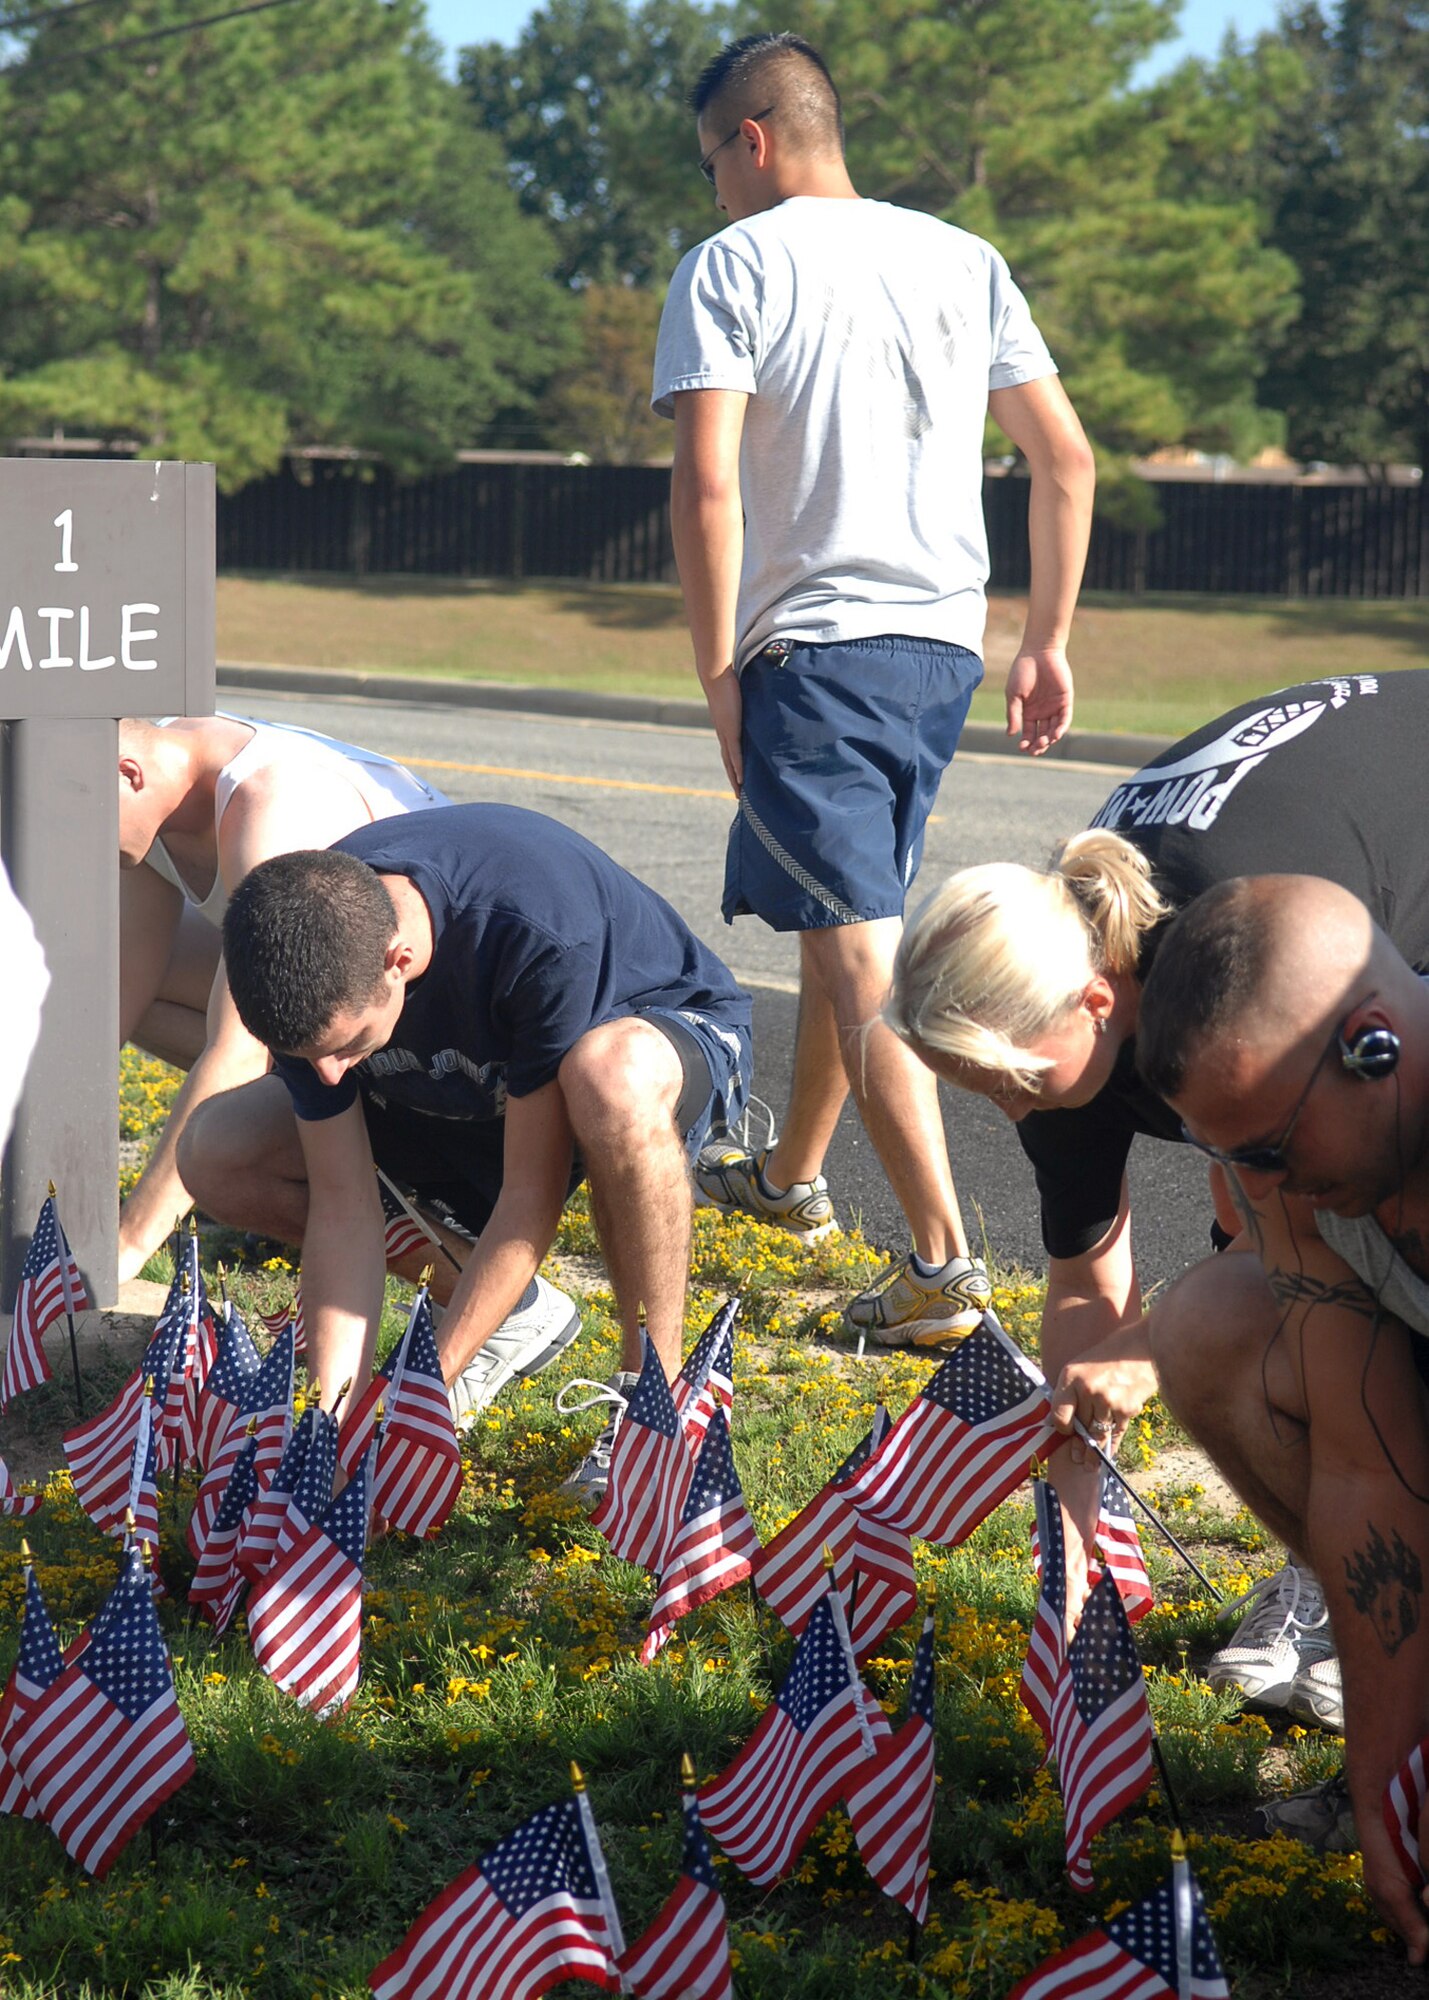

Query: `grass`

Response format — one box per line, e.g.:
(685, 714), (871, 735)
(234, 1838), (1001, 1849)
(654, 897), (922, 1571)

(0, 1052), (1406, 1996)
(215, 572), (1429, 742)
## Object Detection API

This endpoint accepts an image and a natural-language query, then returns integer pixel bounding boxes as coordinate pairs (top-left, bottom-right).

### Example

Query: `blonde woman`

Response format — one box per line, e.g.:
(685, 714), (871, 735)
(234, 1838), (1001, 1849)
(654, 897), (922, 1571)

(885, 671), (1429, 1719)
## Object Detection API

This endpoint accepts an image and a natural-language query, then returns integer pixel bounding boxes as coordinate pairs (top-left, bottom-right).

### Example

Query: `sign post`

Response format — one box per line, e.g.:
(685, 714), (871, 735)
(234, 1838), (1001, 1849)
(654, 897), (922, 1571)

(0, 459), (215, 1314)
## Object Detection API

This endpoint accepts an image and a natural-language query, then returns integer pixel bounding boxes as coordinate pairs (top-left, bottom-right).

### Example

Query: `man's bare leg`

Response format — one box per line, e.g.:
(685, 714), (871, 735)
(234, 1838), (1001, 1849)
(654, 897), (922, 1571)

(802, 916), (969, 1265)
(764, 969), (849, 1188)
(559, 1020), (691, 1379)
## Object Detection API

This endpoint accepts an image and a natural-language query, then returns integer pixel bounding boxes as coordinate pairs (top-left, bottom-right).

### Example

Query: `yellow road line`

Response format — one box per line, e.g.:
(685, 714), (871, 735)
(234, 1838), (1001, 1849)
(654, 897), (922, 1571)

(399, 752), (946, 821)
(402, 754), (731, 802)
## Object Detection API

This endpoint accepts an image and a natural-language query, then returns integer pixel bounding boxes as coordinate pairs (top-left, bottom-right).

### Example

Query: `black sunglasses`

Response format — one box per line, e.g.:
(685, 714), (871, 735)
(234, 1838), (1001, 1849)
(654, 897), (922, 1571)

(1179, 1029), (1341, 1176)
(699, 105), (775, 185)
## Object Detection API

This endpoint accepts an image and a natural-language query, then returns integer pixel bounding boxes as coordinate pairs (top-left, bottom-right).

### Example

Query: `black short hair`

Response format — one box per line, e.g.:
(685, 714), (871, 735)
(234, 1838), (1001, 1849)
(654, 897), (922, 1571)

(1136, 879), (1274, 1100)
(223, 848), (396, 1052)
(691, 33), (844, 156)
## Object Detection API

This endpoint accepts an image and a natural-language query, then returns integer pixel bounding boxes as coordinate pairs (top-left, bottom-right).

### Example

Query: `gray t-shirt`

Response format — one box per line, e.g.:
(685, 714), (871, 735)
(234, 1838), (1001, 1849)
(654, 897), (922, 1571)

(652, 197), (1056, 666)
(1314, 1210), (1429, 1340)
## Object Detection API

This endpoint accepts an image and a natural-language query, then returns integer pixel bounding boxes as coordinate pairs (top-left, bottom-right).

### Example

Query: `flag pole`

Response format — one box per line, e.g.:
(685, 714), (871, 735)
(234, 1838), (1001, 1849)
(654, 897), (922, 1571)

(571, 1762), (630, 1992)
(822, 1546), (877, 1762)
(1073, 1424), (1224, 1603)
(375, 1169), (462, 1275)
(48, 1182), (86, 1416)
(1171, 1827), (1193, 2000)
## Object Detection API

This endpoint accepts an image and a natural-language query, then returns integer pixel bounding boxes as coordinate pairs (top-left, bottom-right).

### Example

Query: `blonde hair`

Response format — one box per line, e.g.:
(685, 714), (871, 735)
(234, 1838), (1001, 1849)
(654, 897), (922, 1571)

(884, 830), (1169, 1088)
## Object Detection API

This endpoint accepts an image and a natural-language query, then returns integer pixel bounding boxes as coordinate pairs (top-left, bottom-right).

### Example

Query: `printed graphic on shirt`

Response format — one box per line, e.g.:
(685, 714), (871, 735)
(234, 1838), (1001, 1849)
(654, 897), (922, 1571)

(1091, 676), (1380, 836)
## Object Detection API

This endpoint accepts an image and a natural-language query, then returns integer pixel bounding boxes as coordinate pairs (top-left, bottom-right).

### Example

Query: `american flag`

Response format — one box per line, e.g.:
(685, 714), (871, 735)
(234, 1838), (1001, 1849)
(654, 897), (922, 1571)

(378, 1177), (436, 1266)
(64, 1301), (185, 1533)
(336, 1294), (462, 1539)
(841, 1316), (1059, 1547)
(1007, 1851), (1230, 1999)
(10, 1543), (195, 1878)
(1094, 1466), (1153, 1625)
(1021, 1481), (1154, 1891)
(174, 1239), (220, 1469)
(642, 1406), (761, 1665)
(1384, 1737), (1429, 1891)
(698, 1594), (872, 1886)
(189, 1428), (262, 1634)
(247, 1438), (375, 1713)
(0, 1453), (43, 1518)
(844, 1610), (937, 1924)
(368, 1795), (622, 2000)
(191, 1300), (259, 1472)
(590, 1328), (693, 1574)
(121, 1390), (160, 1550)
(617, 1788), (734, 2000)
(258, 1296), (306, 1354)
(0, 1565), (65, 1818)
(239, 1404), (338, 1582)
(672, 1297), (738, 1450)
(2, 1192), (88, 1409)
(188, 1324), (294, 1561)
(751, 1415), (884, 1636)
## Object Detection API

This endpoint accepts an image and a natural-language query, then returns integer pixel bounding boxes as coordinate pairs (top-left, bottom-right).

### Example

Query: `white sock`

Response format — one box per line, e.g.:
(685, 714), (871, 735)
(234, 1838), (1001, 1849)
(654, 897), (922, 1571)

(911, 1252), (957, 1279)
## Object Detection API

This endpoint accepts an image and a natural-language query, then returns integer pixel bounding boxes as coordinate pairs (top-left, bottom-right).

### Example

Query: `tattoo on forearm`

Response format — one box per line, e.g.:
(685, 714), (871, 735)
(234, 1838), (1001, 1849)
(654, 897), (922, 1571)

(1344, 1522), (1423, 1657)
(1266, 1268), (1379, 1320)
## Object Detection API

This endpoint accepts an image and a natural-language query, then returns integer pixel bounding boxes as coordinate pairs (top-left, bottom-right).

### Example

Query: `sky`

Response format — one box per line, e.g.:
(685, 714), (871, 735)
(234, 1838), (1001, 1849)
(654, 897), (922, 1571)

(429, 0), (1286, 79)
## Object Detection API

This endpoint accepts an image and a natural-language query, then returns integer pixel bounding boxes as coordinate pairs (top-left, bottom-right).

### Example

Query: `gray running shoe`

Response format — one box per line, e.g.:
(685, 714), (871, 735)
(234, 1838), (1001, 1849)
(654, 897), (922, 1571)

(1206, 1563), (1336, 1713)
(1287, 1653), (1344, 1734)
(448, 1277), (582, 1430)
(694, 1145), (838, 1242)
(1259, 1772), (1357, 1853)
(845, 1252), (992, 1346)
(557, 1372), (640, 1504)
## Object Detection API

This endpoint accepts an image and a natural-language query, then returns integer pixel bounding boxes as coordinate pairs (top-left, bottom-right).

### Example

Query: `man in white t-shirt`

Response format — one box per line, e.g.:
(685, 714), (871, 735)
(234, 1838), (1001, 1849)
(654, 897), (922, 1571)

(653, 31), (1095, 1344)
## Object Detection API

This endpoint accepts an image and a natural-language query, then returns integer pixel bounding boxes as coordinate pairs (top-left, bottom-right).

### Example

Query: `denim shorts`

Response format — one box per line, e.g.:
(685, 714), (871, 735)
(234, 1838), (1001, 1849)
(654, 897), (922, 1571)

(360, 1003), (751, 1236)
(722, 634), (982, 931)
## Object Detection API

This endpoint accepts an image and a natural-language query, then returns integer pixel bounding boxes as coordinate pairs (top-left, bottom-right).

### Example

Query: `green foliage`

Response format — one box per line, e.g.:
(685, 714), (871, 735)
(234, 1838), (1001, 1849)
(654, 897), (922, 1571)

(1253, 0), (1429, 471)
(461, 0), (732, 287)
(0, 0), (573, 485)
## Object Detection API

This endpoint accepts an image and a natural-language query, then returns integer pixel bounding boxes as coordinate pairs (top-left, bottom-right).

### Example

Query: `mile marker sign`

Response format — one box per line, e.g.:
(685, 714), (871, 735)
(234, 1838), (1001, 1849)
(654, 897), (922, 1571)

(0, 458), (216, 1317)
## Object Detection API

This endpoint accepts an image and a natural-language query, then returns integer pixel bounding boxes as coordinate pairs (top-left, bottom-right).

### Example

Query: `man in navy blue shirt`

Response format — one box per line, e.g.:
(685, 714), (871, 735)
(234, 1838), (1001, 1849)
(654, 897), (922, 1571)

(180, 804), (752, 1496)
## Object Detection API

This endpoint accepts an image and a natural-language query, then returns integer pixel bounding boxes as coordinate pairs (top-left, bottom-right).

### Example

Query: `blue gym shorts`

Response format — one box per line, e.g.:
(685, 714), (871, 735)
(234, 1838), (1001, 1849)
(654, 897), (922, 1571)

(722, 634), (983, 931)
(359, 1003), (750, 1234)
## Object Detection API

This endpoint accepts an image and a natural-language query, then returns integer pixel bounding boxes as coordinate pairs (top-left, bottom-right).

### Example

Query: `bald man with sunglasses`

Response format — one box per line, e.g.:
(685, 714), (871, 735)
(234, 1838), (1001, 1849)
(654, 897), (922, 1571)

(1128, 877), (1429, 1960)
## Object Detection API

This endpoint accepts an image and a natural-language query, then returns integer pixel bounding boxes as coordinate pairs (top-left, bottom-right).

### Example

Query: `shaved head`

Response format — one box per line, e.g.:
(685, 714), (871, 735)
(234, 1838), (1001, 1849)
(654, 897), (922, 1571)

(692, 33), (844, 161)
(1139, 876), (1380, 1100)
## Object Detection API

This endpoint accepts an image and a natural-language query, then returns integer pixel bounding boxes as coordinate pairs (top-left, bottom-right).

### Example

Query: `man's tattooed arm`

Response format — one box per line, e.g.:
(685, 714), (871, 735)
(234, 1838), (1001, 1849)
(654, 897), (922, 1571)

(1345, 1522), (1424, 1658)
(1265, 1267), (1381, 1320)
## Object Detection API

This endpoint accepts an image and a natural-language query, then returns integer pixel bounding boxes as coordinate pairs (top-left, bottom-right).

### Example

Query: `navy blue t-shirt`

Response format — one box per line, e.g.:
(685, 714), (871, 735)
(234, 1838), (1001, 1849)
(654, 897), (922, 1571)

(273, 805), (750, 1123)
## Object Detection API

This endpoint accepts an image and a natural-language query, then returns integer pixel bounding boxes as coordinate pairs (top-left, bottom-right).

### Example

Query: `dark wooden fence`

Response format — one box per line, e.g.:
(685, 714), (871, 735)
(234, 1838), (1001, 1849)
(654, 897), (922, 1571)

(216, 458), (1428, 598)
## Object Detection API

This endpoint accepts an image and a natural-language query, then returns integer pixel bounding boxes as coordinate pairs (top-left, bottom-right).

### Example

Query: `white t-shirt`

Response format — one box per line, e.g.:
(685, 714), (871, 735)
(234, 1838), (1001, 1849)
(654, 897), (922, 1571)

(653, 197), (1056, 667)
(0, 860), (48, 1152)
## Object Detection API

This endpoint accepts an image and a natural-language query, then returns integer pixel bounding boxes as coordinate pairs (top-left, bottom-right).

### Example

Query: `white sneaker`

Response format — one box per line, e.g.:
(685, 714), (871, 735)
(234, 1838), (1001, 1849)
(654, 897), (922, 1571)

(1287, 1653), (1344, 1734)
(556, 1372), (639, 1504)
(1206, 1563), (1337, 1713)
(448, 1277), (582, 1429)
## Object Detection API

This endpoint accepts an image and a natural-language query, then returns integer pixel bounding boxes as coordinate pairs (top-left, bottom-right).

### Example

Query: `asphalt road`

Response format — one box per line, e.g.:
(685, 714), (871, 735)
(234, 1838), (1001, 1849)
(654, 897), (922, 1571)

(224, 684), (1211, 1292)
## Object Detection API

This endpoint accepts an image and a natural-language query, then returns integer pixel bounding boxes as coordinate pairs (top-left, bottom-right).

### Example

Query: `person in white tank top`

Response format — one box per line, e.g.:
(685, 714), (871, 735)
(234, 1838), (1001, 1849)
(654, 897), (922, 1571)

(118, 712), (448, 1279)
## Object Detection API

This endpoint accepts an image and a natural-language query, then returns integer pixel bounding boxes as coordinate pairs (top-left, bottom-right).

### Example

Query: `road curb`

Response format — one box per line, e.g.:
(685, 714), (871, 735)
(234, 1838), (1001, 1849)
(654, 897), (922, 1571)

(217, 661), (1174, 769)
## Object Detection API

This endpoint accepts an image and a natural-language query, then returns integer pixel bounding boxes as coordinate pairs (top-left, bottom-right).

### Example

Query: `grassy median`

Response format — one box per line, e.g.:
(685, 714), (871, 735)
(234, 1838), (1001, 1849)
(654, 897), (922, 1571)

(216, 573), (1429, 742)
(0, 1055), (1396, 1997)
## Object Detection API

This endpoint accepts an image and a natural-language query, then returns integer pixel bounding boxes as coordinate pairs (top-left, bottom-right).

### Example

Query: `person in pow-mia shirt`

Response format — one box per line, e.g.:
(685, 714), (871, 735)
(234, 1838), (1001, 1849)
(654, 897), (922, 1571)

(880, 670), (1429, 1717)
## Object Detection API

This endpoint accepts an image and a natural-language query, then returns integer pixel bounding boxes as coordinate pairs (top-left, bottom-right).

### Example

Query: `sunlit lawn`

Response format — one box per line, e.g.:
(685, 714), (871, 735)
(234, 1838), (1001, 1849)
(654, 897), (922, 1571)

(216, 573), (1429, 744)
(0, 1054), (1398, 1997)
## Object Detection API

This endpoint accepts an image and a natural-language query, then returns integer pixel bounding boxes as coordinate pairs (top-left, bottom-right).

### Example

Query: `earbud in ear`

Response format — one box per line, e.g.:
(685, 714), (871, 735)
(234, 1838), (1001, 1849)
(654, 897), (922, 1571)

(1338, 1025), (1400, 1080)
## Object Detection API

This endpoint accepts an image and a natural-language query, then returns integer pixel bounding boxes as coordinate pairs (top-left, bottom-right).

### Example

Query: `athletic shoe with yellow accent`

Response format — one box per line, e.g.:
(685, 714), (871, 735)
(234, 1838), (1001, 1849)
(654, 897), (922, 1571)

(845, 1252), (992, 1347)
(693, 1144), (838, 1242)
